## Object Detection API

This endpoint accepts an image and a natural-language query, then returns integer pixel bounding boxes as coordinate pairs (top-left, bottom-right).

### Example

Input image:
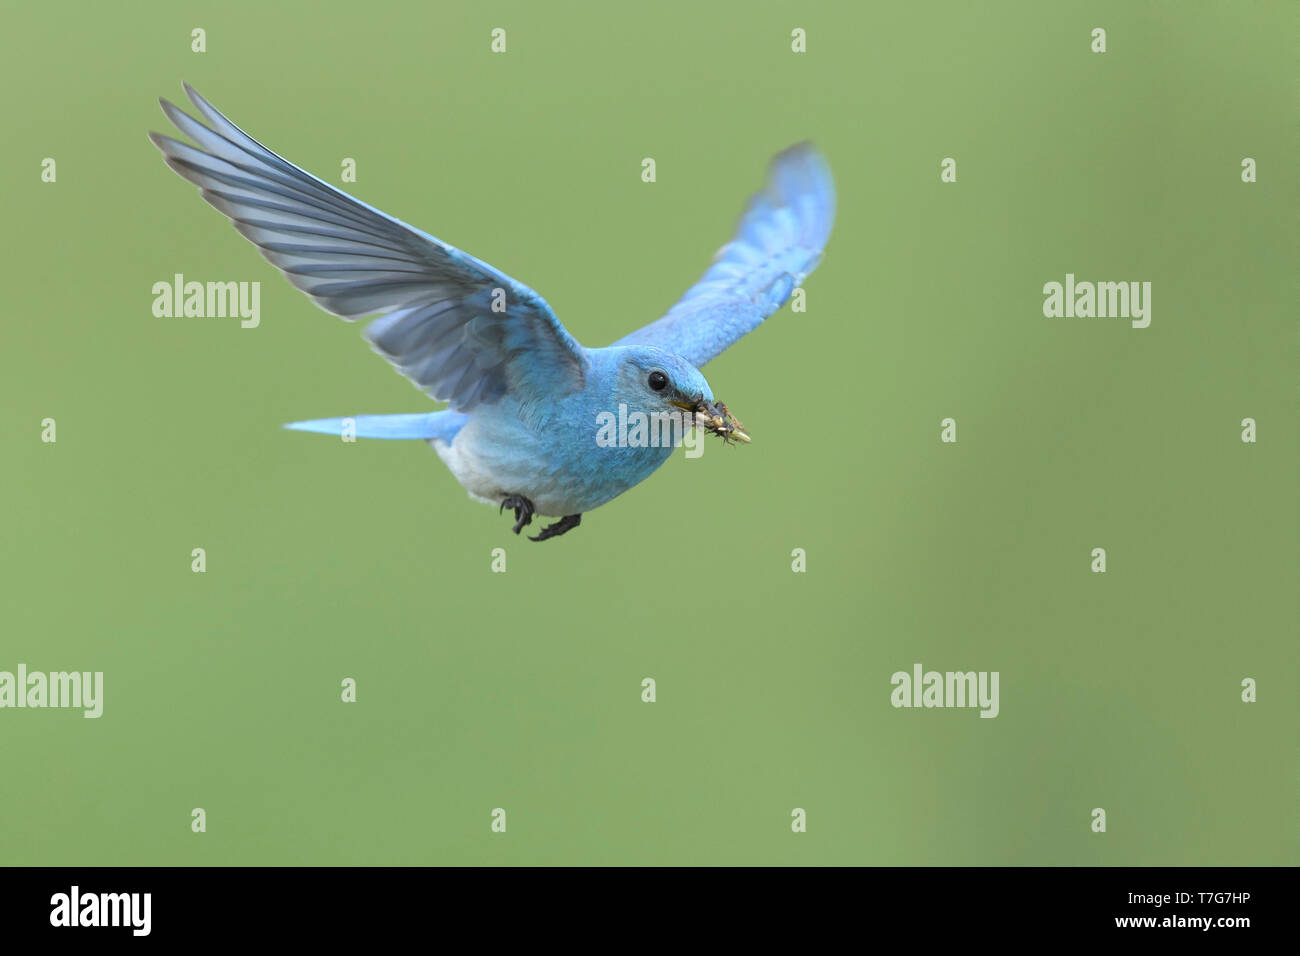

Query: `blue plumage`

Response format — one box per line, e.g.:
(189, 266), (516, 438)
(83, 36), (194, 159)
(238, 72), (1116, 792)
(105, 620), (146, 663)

(150, 86), (835, 540)
(283, 412), (467, 441)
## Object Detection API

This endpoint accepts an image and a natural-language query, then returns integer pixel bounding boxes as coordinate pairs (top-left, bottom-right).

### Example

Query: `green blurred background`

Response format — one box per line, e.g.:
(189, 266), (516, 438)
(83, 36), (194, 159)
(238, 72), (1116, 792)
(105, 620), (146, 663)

(2, 0), (1294, 865)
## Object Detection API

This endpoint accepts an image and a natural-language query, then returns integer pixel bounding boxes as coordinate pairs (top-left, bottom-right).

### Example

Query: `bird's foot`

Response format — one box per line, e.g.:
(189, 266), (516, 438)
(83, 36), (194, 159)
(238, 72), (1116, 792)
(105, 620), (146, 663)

(499, 495), (535, 535)
(529, 513), (582, 542)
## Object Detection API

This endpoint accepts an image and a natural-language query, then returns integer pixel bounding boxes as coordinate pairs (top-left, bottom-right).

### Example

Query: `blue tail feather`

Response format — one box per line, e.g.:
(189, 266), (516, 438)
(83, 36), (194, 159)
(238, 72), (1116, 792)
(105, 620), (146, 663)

(283, 411), (468, 441)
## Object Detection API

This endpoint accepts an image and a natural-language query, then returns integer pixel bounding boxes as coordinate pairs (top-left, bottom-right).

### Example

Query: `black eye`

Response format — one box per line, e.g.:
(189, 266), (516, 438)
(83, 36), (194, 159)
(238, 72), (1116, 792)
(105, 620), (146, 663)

(647, 371), (668, 391)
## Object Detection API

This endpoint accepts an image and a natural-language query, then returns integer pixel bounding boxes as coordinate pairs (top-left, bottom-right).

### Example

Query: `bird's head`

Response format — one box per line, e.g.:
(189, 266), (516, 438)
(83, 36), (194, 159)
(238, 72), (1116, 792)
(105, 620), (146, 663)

(612, 346), (749, 443)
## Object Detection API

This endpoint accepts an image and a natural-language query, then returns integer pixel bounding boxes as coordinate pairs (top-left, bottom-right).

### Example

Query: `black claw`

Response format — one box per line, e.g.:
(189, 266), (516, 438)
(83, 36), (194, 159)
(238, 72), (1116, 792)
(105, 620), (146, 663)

(500, 495), (535, 534)
(529, 513), (582, 542)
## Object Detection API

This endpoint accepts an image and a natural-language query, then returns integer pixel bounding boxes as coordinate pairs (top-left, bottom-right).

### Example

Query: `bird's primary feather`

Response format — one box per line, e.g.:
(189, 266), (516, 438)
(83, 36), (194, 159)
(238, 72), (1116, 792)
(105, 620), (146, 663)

(149, 83), (588, 412)
(613, 143), (835, 367)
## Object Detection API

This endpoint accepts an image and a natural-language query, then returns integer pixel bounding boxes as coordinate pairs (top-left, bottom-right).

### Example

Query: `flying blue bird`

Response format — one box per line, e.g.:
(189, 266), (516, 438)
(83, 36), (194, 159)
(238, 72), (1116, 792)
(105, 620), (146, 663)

(149, 85), (835, 540)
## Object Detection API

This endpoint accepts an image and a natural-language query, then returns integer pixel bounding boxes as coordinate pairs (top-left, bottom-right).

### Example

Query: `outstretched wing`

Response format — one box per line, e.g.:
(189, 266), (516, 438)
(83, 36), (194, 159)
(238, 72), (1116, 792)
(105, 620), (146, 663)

(149, 84), (588, 411)
(613, 143), (835, 368)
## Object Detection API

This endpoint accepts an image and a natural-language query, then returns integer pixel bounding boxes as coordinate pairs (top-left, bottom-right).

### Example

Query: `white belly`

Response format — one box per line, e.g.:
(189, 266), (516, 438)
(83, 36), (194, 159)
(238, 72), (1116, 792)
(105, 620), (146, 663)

(430, 434), (590, 517)
(429, 404), (676, 518)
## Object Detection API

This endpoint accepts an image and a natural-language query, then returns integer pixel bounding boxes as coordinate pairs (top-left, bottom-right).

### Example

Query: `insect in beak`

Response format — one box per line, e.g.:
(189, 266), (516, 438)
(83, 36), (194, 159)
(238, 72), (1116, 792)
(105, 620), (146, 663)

(672, 395), (750, 444)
